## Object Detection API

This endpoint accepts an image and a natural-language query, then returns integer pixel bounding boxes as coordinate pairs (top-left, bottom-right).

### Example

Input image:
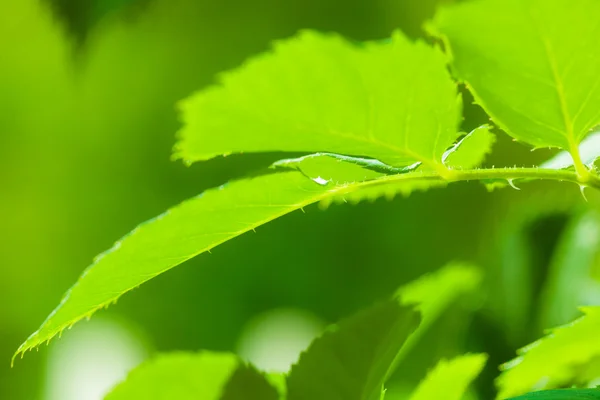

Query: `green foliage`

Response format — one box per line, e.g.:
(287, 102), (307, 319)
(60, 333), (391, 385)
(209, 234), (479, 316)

(175, 30), (462, 171)
(443, 125), (495, 170)
(286, 301), (419, 400)
(14, 0), (600, 399)
(538, 210), (600, 329)
(394, 263), (482, 365)
(431, 0), (600, 175)
(407, 354), (487, 400)
(104, 265), (484, 399)
(105, 352), (278, 400)
(497, 307), (600, 399)
(508, 389), (600, 400)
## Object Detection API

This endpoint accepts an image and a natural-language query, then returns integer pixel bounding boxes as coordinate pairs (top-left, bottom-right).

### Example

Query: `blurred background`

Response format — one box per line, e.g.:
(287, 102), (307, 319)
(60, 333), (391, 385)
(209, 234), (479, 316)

(2, 0), (600, 399)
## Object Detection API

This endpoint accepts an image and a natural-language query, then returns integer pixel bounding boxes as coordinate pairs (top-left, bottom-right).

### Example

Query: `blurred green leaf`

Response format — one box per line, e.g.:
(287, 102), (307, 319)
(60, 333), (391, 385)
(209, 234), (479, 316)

(175, 30), (462, 169)
(508, 389), (600, 400)
(286, 298), (420, 400)
(394, 263), (483, 366)
(497, 307), (600, 398)
(105, 351), (278, 400)
(431, 0), (600, 163)
(538, 210), (600, 329)
(407, 354), (487, 400)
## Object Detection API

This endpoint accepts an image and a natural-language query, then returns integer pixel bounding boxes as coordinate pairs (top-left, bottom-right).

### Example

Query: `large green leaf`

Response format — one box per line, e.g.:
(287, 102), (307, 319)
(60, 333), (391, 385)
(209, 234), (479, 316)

(497, 307), (600, 399)
(508, 389), (600, 400)
(407, 354), (487, 400)
(175, 30), (462, 170)
(286, 298), (420, 400)
(105, 351), (278, 400)
(431, 0), (600, 161)
(15, 158), (446, 360)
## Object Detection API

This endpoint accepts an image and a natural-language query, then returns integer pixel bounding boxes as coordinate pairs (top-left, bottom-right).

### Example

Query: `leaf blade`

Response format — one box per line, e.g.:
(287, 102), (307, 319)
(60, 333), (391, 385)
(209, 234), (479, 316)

(175, 30), (462, 168)
(431, 0), (600, 152)
(407, 354), (487, 400)
(104, 351), (278, 400)
(286, 299), (420, 400)
(497, 307), (600, 398)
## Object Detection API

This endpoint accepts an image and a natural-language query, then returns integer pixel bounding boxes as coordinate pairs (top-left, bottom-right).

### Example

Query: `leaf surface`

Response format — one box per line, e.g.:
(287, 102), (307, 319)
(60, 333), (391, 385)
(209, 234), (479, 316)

(407, 354), (487, 400)
(286, 299), (420, 400)
(431, 0), (600, 154)
(105, 351), (278, 400)
(538, 211), (600, 329)
(497, 307), (600, 398)
(443, 125), (495, 170)
(175, 30), (462, 169)
(15, 160), (444, 359)
(394, 263), (483, 364)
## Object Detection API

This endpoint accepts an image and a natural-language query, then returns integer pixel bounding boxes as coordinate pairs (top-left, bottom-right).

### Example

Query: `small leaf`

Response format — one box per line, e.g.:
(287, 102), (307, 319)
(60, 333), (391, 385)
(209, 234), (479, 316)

(105, 351), (278, 400)
(407, 354), (488, 400)
(443, 125), (495, 170)
(508, 389), (600, 400)
(286, 300), (420, 400)
(175, 30), (462, 170)
(431, 0), (600, 160)
(497, 307), (600, 399)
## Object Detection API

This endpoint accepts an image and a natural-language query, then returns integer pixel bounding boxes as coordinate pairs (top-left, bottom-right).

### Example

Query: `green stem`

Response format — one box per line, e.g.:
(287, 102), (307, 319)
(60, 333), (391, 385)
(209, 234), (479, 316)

(568, 141), (592, 183)
(343, 167), (600, 193)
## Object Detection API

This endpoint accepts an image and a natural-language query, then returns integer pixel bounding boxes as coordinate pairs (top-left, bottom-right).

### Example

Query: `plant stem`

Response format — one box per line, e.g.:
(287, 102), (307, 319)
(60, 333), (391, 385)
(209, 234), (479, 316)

(344, 167), (600, 194)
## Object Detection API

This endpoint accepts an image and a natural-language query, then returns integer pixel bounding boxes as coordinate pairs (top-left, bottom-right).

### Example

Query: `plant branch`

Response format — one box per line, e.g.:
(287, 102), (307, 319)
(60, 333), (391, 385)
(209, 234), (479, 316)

(341, 166), (600, 194)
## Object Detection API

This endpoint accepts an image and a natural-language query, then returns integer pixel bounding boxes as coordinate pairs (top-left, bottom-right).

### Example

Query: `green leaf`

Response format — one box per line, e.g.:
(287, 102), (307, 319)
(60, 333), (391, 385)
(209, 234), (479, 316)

(105, 351), (278, 400)
(13, 171), (330, 359)
(16, 160), (447, 360)
(538, 210), (600, 329)
(175, 30), (462, 170)
(497, 307), (600, 399)
(286, 299), (420, 400)
(284, 263), (481, 400)
(443, 125), (495, 170)
(508, 389), (600, 400)
(393, 263), (483, 366)
(431, 0), (600, 163)
(407, 354), (488, 400)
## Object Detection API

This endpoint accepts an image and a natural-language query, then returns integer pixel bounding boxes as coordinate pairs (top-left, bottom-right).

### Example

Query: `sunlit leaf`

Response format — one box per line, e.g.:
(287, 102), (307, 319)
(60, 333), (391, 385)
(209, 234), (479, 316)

(175, 30), (462, 170)
(407, 354), (487, 400)
(15, 162), (443, 360)
(443, 125), (495, 170)
(105, 351), (278, 400)
(431, 0), (600, 157)
(497, 307), (600, 398)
